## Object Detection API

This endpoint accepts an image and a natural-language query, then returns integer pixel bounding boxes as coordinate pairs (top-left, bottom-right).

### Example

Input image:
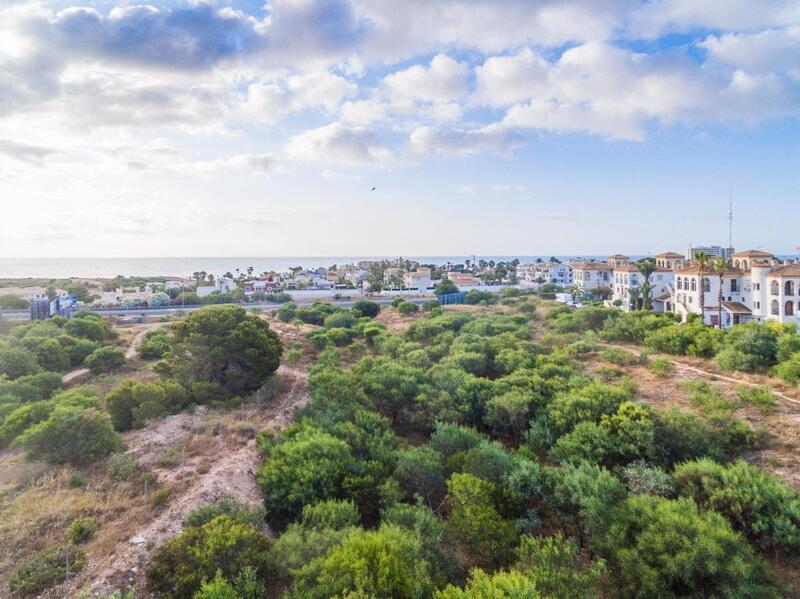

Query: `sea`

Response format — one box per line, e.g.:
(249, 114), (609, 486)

(0, 256), (607, 279)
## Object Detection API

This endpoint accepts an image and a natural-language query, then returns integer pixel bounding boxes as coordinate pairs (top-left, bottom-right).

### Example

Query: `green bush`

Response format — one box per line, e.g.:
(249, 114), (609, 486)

(107, 454), (139, 481)
(85, 346), (126, 374)
(397, 301), (419, 315)
(65, 313), (114, 342)
(351, 300), (380, 318)
(285, 349), (302, 363)
(0, 347), (40, 380)
(601, 495), (777, 598)
(600, 347), (639, 366)
(716, 323), (779, 372)
(68, 516), (98, 543)
(773, 353), (800, 385)
(648, 357), (674, 377)
(105, 380), (190, 431)
(137, 328), (171, 360)
(185, 495), (266, 529)
(14, 406), (124, 465)
(8, 544), (85, 597)
(147, 515), (273, 599)
(674, 458), (800, 551)
(737, 386), (778, 412)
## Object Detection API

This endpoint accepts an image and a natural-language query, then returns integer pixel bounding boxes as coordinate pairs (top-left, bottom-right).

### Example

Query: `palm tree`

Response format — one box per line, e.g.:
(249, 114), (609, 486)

(628, 286), (642, 310)
(635, 259), (657, 311)
(712, 257), (731, 328)
(694, 252), (710, 324)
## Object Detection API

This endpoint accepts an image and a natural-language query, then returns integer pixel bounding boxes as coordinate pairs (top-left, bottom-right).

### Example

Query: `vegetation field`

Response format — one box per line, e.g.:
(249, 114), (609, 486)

(1, 296), (799, 598)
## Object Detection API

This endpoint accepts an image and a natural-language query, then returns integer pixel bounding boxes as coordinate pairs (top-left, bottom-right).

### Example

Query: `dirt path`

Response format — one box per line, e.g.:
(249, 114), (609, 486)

(74, 362), (310, 598)
(599, 342), (800, 407)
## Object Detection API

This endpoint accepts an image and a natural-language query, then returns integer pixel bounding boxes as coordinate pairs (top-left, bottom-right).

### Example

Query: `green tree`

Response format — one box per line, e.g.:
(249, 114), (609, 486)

(435, 279), (459, 295)
(446, 473), (518, 570)
(256, 425), (355, 528)
(435, 570), (539, 599)
(351, 300), (380, 318)
(0, 347), (39, 379)
(15, 406), (124, 465)
(65, 313), (114, 342)
(162, 305), (282, 396)
(673, 458), (800, 551)
(85, 346), (126, 373)
(693, 251), (711, 323)
(635, 259), (657, 311)
(515, 534), (605, 599)
(289, 525), (433, 599)
(711, 257), (731, 328)
(147, 515), (272, 599)
(601, 495), (777, 598)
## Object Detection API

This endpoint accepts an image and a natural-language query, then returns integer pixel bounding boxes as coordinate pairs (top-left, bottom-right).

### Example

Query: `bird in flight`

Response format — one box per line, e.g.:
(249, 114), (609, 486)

(371, 187), (376, 191)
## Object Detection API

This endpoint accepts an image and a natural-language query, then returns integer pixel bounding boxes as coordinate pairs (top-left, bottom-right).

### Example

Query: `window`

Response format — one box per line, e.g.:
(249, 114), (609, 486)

(730, 279), (738, 292)
(702, 278), (710, 292)
(785, 281), (795, 296)
(786, 301), (795, 316)
(770, 280), (780, 295)
(691, 278), (697, 291)
(755, 283), (760, 291)
(771, 299), (780, 315)
(677, 278), (682, 290)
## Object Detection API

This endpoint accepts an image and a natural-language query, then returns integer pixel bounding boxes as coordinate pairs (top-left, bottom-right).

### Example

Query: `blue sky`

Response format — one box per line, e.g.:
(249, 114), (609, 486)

(0, 0), (798, 257)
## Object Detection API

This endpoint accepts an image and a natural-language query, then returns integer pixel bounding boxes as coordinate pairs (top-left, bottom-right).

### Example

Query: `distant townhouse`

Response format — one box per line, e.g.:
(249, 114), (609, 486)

(572, 261), (613, 294)
(403, 267), (433, 290)
(518, 262), (573, 287)
(654, 252), (686, 270)
(244, 278), (280, 294)
(611, 264), (675, 312)
(196, 277), (235, 297)
(446, 272), (482, 287)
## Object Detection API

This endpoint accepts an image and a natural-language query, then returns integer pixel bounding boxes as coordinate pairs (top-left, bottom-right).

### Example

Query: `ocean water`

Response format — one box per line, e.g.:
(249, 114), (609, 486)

(0, 256), (607, 279)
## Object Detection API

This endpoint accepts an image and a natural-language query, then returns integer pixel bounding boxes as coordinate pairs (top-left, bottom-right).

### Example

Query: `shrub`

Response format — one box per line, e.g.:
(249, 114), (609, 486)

(397, 301), (419, 315)
(105, 380), (191, 431)
(674, 458), (800, 551)
(185, 495), (266, 529)
(716, 323), (779, 372)
(285, 349), (301, 363)
(600, 347), (639, 366)
(435, 279), (459, 295)
(620, 460), (673, 496)
(773, 353), (800, 385)
(150, 487), (171, 508)
(423, 299), (441, 312)
(147, 515), (273, 599)
(0, 347), (40, 379)
(67, 472), (86, 488)
(137, 329), (171, 360)
(107, 454), (139, 481)
(147, 292), (171, 308)
(737, 386), (778, 413)
(648, 357), (674, 377)
(289, 525), (433, 599)
(68, 516), (98, 543)
(351, 300), (380, 318)
(8, 544), (85, 597)
(323, 311), (357, 330)
(15, 406), (124, 465)
(65, 313), (114, 342)
(601, 495), (777, 598)
(85, 346), (126, 374)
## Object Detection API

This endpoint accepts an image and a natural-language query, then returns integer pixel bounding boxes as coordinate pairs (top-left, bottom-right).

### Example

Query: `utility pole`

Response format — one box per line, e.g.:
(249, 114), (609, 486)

(728, 188), (734, 252)
(64, 545), (69, 598)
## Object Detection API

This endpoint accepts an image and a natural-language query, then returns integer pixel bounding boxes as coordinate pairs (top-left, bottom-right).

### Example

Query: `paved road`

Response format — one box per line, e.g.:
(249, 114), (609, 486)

(1, 297), (432, 321)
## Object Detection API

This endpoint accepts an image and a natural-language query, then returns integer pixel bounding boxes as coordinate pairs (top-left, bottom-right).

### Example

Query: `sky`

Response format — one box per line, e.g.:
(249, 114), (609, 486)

(0, 0), (798, 258)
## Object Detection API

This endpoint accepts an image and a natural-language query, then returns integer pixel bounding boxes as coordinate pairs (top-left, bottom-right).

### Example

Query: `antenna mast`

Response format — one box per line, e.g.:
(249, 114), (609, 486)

(728, 189), (733, 251)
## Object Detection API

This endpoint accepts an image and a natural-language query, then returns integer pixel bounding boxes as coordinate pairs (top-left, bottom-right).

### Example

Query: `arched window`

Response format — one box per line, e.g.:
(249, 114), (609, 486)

(771, 300), (780, 315)
(742, 260), (749, 270)
(702, 278), (710, 292)
(786, 301), (795, 316)
(691, 278), (697, 291)
(770, 280), (780, 295)
(786, 281), (795, 296)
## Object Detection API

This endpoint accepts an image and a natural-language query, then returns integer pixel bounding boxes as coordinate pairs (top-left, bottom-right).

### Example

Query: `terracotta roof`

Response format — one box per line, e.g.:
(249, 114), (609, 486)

(654, 292), (672, 301)
(572, 262), (613, 271)
(608, 254), (629, 259)
(613, 264), (641, 272)
(732, 249), (775, 258)
(721, 301), (752, 314)
(767, 264), (800, 277)
(656, 252), (684, 259)
(676, 264), (744, 275)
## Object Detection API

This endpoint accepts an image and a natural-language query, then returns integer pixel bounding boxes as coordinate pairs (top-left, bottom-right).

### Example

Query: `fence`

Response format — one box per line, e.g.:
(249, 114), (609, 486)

(251, 373), (280, 408)
(438, 292), (467, 305)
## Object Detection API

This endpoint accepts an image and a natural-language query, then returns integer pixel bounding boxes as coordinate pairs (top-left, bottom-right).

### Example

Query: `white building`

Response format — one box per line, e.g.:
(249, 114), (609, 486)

(687, 245), (734, 260)
(655, 252), (686, 271)
(403, 267), (433, 290)
(572, 262), (613, 294)
(517, 262), (573, 287)
(196, 277), (236, 298)
(611, 264), (674, 312)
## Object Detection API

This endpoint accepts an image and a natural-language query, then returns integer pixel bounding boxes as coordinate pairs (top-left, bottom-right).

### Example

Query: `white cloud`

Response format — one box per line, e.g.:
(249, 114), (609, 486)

(383, 54), (469, 103)
(410, 124), (525, 156)
(321, 169), (363, 180)
(491, 184), (526, 192)
(244, 71), (357, 121)
(286, 123), (390, 164)
(700, 26), (800, 78)
(0, 138), (58, 165)
(474, 49), (550, 107)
